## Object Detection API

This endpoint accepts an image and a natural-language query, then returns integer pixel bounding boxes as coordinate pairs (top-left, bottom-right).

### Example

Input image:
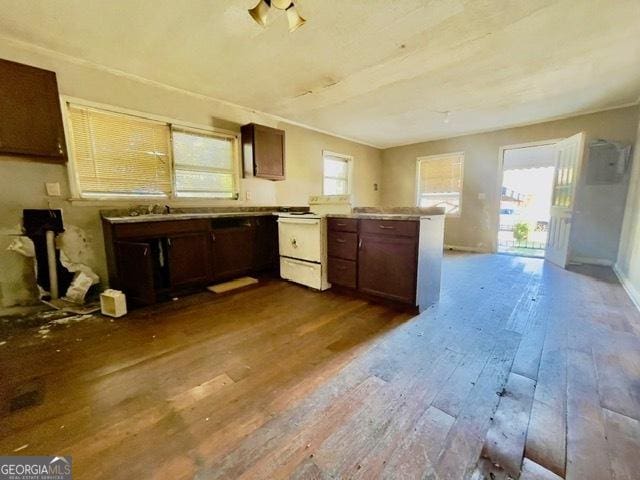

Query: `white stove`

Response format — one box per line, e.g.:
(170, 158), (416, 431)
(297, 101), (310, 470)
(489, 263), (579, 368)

(277, 196), (352, 290)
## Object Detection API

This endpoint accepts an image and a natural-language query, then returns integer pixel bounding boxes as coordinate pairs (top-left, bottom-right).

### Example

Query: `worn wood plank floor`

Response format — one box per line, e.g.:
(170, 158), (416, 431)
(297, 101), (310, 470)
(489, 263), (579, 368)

(1, 253), (639, 479)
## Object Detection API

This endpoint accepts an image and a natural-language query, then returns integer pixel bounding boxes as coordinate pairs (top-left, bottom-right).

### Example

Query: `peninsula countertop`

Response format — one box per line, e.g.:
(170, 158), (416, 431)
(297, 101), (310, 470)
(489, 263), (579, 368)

(326, 207), (446, 221)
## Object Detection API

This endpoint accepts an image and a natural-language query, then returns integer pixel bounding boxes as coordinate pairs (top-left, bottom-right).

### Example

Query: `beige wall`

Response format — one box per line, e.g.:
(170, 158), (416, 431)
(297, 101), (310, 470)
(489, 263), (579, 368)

(616, 117), (640, 307)
(0, 41), (381, 311)
(382, 106), (639, 261)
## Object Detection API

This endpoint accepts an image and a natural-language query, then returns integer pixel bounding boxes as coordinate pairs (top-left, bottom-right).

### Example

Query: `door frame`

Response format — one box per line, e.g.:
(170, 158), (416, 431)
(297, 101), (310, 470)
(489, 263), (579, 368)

(493, 139), (563, 254)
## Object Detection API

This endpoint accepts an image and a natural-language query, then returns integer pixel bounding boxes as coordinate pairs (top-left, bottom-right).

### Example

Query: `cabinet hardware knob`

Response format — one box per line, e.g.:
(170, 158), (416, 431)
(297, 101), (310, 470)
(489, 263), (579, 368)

(336, 222), (346, 227)
(336, 238), (346, 243)
(358, 239), (363, 249)
(211, 232), (216, 241)
(379, 225), (394, 230)
(291, 237), (298, 247)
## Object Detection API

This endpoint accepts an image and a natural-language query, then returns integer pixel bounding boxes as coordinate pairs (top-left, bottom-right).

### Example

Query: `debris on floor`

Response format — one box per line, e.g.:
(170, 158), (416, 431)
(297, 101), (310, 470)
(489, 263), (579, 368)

(208, 276), (258, 294)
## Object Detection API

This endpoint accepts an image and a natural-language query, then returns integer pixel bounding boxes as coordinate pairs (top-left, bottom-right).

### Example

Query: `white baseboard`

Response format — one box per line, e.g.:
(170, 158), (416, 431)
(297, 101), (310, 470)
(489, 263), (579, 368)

(613, 264), (640, 312)
(570, 256), (614, 267)
(444, 244), (490, 254)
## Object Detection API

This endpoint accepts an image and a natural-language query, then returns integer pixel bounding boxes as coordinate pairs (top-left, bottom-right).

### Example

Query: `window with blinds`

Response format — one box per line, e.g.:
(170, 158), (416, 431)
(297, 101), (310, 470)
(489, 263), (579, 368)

(323, 151), (352, 195)
(172, 128), (237, 198)
(416, 152), (464, 215)
(67, 103), (238, 200)
(68, 105), (172, 197)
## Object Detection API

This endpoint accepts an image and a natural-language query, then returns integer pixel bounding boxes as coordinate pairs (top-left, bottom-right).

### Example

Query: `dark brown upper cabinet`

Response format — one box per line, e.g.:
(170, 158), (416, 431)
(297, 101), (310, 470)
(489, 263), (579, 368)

(0, 58), (66, 161)
(241, 123), (285, 180)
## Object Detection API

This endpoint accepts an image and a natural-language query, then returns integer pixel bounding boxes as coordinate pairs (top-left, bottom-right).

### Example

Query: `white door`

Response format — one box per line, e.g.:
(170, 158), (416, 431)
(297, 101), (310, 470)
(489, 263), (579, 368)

(545, 132), (586, 268)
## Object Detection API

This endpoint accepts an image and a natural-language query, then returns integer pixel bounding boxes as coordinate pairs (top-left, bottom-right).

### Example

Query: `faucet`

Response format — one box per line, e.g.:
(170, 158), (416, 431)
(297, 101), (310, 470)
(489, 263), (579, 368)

(164, 205), (171, 215)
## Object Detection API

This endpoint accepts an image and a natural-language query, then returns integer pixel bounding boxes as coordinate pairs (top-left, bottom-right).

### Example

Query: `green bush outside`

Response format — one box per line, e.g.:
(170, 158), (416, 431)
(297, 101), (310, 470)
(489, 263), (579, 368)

(513, 222), (529, 243)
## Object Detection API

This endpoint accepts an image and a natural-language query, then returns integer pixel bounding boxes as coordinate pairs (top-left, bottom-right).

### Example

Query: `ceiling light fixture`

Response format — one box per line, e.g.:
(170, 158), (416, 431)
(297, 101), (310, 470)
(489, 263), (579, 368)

(248, 0), (306, 32)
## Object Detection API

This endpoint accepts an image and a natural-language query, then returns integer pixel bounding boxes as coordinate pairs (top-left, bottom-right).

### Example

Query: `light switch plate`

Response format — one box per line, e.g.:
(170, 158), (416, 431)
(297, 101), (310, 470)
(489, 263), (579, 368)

(477, 192), (486, 200)
(245, 191), (252, 201)
(45, 182), (61, 196)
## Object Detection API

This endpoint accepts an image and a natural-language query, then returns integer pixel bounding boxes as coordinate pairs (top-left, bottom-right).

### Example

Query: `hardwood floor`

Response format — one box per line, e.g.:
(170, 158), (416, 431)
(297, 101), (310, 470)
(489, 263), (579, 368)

(1, 253), (639, 479)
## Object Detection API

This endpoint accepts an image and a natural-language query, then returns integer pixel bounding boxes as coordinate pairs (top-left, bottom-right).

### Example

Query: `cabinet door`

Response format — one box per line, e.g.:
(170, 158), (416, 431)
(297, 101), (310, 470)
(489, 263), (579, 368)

(242, 124), (285, 180)
(0, 59), (66, 159)
(211, 227), (255, 280)
(253, 216), (278, 270)
(168, 232), (211, 287)
(357, 234), (417, 304)
(115, 241), (156, 306)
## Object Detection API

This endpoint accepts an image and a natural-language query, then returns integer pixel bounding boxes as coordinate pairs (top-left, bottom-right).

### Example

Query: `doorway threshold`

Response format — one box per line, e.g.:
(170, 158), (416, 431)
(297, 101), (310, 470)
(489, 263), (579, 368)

(496, 250), (545, 259)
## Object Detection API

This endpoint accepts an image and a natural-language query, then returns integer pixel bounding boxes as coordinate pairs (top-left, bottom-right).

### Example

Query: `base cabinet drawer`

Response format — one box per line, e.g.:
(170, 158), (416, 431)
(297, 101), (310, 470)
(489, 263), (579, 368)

(360, 219), (418, 237)
(328, 232), (358, 260)
(280, 257), (322, 290)
(328, 257), (357, 288)
(328, 217), (358, 232)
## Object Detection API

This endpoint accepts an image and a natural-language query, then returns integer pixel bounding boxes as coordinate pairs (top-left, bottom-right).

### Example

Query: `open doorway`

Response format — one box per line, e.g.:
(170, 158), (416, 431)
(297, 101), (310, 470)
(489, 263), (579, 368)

(497, 142), (558, 258)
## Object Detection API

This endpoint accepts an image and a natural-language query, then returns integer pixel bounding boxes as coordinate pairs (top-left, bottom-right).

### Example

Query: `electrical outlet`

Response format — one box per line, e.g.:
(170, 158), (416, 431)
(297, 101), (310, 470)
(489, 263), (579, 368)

(45, 182), (61, 196)
(245, 191), (252, 201)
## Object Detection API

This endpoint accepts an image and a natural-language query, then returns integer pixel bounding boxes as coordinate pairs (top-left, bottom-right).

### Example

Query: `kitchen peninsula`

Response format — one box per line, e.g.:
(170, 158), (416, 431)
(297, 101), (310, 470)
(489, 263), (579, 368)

(326, 207), (445, 312)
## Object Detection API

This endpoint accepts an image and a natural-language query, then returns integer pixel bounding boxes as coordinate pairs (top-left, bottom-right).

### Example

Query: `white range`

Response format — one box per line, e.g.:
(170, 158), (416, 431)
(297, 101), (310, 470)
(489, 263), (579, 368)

(277, 195), (352, 290)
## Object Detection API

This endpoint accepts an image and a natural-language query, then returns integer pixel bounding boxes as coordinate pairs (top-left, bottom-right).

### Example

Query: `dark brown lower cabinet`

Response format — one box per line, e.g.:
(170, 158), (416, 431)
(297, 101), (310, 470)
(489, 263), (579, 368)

(211, 226), (255, 281)
(103, 215), (279, 308)
(168, 233), (211, 287)
(357, 233), (417, 304)
(327, 216), (444, 311)
(254, 216), (278, 270)
(114, 240), (156, 305)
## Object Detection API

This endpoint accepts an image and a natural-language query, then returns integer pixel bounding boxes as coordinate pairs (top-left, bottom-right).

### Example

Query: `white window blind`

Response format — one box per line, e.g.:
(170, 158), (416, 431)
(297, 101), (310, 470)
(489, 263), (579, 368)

(323, 152), (351, 195)
(68, 105), (171, 197)
(417, 153), (464, 215)
(172, 128), (237, 199)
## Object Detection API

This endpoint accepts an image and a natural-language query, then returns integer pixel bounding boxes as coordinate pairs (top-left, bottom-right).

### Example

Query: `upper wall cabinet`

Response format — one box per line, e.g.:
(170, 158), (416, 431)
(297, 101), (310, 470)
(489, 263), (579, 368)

(241, 123), (285, 180)
(0, 59), (66, 161)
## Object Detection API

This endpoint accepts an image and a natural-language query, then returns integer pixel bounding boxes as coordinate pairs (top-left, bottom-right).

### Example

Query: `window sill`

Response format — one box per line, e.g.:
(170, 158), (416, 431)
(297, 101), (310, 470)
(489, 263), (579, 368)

(68, 196), (242, 207)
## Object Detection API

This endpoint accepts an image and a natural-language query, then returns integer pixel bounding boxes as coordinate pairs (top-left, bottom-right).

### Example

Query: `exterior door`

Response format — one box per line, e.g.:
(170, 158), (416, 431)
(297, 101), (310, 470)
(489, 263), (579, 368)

(115, 241), (155, 305)
(168, 233), (211, 287)
(545, 132), (586, 268)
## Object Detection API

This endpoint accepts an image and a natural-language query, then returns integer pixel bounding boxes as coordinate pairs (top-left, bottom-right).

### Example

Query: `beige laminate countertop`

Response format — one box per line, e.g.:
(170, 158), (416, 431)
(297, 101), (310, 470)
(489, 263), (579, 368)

(327, 212), (444, 221)
(102, 211), (276, 224)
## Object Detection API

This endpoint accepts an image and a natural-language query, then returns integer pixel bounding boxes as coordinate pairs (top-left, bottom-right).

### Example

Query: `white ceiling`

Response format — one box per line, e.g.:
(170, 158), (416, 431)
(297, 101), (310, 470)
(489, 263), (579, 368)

(0, 0), (639, 148)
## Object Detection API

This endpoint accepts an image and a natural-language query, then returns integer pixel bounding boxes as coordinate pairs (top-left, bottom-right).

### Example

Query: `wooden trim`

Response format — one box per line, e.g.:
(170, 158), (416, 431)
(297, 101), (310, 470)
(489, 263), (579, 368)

(613, 264), (640, 312)
(570, 256), (614, 267)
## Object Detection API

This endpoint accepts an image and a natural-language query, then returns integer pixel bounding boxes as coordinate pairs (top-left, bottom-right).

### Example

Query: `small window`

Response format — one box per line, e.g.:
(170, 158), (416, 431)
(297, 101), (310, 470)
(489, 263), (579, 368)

(323, 151), (352, 195)
(416, 152), (464, 215)
(68, 105), (172, 198)
(172, 128), (237, 199)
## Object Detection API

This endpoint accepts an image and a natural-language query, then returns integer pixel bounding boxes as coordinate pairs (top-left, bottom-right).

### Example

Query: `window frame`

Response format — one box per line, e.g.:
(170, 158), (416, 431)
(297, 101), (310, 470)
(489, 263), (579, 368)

(170, 125), (239, 200)
(62, 96), (241, 203)
(415, 152), (465, 217)
(322, 150), (353, 196)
